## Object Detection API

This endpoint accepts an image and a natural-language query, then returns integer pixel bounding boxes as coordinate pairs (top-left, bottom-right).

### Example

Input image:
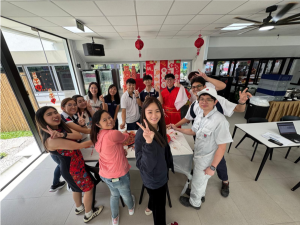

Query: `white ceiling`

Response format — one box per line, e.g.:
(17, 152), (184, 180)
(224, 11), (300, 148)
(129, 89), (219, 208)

(1, 0), (300, 41)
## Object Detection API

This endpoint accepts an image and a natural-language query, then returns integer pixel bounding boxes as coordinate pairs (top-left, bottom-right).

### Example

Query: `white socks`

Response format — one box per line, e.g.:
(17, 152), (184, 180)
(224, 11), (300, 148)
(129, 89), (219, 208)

(85, 210), (92, 218)
(76, 204), (84, 211)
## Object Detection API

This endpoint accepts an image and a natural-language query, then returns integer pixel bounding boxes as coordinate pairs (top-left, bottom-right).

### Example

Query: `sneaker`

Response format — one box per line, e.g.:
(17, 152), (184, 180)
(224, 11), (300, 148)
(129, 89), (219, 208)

(129, 195), (135, 215)
(221, 182), (229, 197)
(112, 216), (119, 225)
(75, 204), (85, 215)
(49, 181), (66, 192)
(167, 222), (178, 225)
(179, 196), (200, 210)
(185, 188), (205, 203)
(145, 208), (152, 216)
(83, 206), (104, 223)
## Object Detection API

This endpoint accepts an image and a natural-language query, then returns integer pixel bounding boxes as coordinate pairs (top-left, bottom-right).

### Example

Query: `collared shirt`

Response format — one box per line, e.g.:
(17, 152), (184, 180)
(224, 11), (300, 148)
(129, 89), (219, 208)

(167, 86), (175, 93)
(104, 96), (119, 119)
(189, 82), (215, 102)
(185, 95), (237, 120)
(61, 111), (88, 141)
(84, 95), (103, 112)
(140, 87), (159, 102)
(121, 91), (140, 123)
(192, 107), (232, 156)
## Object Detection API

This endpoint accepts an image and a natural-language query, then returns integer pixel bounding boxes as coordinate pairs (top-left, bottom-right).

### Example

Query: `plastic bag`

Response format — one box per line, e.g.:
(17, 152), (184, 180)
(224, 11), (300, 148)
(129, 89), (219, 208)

(250, 96), (275, 107)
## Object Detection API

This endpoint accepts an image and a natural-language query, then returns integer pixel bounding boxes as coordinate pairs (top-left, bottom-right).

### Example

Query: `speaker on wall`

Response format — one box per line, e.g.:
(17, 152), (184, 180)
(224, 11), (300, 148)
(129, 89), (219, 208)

(83, 43), (105, 56)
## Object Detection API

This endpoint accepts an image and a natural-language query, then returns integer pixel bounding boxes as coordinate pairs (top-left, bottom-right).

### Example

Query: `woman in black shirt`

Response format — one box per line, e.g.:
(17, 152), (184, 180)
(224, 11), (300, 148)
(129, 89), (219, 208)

(104, 84), (120, 130)
(135, 97), (176, 225)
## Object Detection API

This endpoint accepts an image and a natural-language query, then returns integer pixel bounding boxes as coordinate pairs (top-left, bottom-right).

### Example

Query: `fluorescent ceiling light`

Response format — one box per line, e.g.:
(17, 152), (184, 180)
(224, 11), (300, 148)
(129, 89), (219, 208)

(63, 26), (93, 33)
(259, 26), (274, 31)
(221, 23), (253, 31)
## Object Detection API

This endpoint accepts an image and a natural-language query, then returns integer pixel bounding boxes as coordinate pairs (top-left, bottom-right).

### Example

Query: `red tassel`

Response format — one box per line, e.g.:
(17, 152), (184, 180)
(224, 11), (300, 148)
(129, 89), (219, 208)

(197, 48), (200, 55)
(139, 50), (141, 58)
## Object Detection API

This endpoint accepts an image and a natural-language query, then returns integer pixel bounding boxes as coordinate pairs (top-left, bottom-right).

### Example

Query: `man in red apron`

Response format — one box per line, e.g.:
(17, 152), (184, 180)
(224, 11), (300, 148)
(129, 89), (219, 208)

(161, 74), (191, 127)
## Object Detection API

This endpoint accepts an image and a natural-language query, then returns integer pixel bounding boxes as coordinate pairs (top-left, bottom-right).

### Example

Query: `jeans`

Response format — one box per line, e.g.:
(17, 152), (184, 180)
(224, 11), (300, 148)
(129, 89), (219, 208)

(100, 172), (134, 219)
(50, 154), (61, 186)
(145, 183), (167, 225)
(216, 156), (228, 181)
(126, 119), (140, 131)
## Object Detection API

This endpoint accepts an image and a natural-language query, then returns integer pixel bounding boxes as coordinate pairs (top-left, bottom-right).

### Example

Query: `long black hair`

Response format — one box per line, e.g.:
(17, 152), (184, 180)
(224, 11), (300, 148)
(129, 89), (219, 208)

(104, 84), (120, 104)
(35, 106), (72, 151)
(90, 110), (110, 145)
(87, 82), (102, 100)
(72, 95), (92, 118)
(141, 97), (167, 147)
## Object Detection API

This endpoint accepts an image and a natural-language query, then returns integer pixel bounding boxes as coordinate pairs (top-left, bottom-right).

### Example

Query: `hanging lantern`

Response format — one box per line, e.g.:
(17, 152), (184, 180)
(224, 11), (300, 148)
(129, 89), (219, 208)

(194, 34), (204, 56)
(32, 72), (42, 92)
(135, 36), (144, 58)
(48, 88), (56, 104)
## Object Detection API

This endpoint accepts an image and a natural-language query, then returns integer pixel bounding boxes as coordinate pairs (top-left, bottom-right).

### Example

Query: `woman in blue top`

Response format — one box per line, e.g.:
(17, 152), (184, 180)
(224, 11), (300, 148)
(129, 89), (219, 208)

(104, 84), (120, 130)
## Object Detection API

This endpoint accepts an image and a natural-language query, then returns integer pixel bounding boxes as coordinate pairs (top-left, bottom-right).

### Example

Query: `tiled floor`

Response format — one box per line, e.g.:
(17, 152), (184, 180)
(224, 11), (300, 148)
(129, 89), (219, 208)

(1, 112), (300, 225)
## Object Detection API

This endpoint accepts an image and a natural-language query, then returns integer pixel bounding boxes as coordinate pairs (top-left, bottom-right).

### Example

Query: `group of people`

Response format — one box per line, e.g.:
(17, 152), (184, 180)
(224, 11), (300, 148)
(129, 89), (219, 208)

(35, 70), (252, 225)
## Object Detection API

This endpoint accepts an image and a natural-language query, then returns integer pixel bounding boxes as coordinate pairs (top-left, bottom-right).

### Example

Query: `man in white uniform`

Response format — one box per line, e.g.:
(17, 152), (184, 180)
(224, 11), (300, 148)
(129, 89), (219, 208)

(170, 88), (233, 210)
(172, 76), (252, 197)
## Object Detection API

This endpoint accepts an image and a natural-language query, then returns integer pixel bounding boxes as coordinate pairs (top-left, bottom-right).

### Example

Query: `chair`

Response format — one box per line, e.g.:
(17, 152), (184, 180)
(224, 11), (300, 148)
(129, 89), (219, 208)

(235, 117), (269, 161)
(280, 116), (300, 159)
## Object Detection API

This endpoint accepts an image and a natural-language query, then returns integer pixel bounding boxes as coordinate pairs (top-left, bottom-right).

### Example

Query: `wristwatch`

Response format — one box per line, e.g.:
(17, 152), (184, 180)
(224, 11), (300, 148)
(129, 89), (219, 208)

(210, 165), (216, 171)
(238, 100), (246, 105)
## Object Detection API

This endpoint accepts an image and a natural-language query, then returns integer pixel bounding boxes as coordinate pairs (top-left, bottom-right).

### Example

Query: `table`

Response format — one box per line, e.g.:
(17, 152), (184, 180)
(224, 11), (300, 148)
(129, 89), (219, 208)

(266, 101), (300, 122)
(228, 121), (300, 181)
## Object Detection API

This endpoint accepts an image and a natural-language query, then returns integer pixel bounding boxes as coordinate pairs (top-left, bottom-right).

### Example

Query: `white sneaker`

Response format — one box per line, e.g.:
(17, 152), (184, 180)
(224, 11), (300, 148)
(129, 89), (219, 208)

(112, 216), (119, 225)
(145, 209), (152, 216)
(129, 195), (135, 215)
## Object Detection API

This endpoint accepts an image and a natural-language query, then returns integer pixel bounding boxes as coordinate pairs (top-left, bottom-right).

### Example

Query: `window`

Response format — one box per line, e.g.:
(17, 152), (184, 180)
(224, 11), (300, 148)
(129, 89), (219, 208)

(54, 65), (75, 91)
(234, 60), (251, 84)
(27, 66), (58, 91)
(272, 60), (282, 74)
(205, 61), (214, 75)
(265, 60), (274, 74)
(216, 61), (230, 76)
(180, 61), (191, 80)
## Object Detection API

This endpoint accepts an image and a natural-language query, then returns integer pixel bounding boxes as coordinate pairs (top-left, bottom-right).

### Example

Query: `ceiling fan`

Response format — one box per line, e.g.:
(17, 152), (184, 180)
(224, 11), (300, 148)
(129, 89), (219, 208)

(220, 2), (300, 35)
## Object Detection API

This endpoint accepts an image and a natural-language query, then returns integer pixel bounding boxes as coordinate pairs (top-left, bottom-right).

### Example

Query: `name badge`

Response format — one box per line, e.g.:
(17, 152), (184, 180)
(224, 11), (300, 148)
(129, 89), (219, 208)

(112, 178), (119, 182)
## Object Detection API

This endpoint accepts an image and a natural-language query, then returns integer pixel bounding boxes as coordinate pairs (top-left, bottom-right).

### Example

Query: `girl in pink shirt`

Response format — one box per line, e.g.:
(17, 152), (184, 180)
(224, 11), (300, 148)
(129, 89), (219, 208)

(90, 110), (135, 225)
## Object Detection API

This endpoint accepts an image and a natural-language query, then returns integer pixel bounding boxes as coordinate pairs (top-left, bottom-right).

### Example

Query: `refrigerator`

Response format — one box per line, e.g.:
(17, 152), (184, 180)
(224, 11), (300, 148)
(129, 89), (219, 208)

(81, 69), (116, 95)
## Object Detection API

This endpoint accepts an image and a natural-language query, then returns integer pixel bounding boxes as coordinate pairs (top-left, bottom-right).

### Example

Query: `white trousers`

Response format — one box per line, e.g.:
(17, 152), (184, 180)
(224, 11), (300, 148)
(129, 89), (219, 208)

(189, 151), (215, 208)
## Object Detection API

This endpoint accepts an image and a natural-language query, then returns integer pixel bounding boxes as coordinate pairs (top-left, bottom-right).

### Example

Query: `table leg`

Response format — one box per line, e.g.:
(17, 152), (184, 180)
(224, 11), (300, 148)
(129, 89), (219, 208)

(255, 147), (272, 181)
(269, 149), (273, 161)
(295, 157), (300, 164)
(291, 181), (300, 191)
(228, 126), (237, 153)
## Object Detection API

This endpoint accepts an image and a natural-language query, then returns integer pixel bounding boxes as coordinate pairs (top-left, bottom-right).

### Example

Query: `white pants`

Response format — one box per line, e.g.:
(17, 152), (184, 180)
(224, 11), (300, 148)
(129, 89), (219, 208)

(189, 151), (215, 208)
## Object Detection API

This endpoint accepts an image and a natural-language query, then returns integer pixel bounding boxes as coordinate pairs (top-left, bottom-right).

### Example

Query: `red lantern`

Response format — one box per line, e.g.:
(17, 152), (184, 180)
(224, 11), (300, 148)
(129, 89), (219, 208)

(194, 34), (204, 55)
(35, 85), (42, 92)
(51, 98), (56, 104)
(135, 36), (144, 57)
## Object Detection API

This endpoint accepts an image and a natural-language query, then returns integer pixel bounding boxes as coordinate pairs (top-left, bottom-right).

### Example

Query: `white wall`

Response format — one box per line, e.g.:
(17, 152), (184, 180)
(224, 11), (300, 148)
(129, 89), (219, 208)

(11, 51), (68, 64)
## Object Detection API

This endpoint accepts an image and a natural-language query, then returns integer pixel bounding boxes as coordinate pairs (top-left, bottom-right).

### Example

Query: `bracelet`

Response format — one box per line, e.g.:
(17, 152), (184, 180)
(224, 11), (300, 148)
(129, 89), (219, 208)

(238, 100), (246, 105)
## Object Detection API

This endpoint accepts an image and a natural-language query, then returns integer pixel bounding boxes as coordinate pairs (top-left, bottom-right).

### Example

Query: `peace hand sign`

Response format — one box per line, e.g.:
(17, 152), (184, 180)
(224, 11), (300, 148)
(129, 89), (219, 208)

(134, 88), (140, 98)
(77, 112), (86, 126)
(197, 69), (208, 80)
(239, 88), (252, 104)
(99, 95), (105, 103)
(136, 119), (155, 144)
(41, 126), (63, 139)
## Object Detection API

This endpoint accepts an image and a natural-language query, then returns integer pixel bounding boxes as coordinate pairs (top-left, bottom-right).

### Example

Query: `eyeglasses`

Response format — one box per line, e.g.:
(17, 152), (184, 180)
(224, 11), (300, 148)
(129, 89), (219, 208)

(199, 98), (214, 103)
(191, 84), (203, 89)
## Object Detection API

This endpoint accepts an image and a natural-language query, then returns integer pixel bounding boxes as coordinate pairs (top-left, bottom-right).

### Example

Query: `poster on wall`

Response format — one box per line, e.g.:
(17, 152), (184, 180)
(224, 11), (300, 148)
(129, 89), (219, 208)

(146, 60), (181, 90)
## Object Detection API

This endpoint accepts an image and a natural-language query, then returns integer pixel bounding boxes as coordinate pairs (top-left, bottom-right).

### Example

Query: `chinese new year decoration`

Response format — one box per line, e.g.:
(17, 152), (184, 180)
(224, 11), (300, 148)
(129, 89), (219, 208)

(122, 66), (131, 91)
(194, 34), (204, 56)
(32, 72), (42, 92)
(135, 36), (144, 58)
(48, 88), (56, 104)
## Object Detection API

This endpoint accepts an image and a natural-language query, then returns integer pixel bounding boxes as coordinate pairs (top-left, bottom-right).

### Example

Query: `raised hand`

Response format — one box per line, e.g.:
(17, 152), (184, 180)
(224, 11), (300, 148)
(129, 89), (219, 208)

(154, 86), (160, 93)
(41, 125), (63, 139)
(86, 100), (92, 111)
(134, 88), (140, 98)
(239, 88), (252, 104)
(174, 82), (181, 87)
(99, 95), (105, 103)
(136, 119), (155, 144)
(170, 124), (178, 130)
(77, 112), (86, 126)
(197, 69), (208, 80)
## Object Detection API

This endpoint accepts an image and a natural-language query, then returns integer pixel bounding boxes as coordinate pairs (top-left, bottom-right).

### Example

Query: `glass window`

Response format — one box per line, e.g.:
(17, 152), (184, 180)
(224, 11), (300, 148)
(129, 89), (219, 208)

(82, 70), (97, 94)
(99, 70), (113, 96)
(180, 61), (191, 81)
(119, 63), (140, 90)
(27, 66), (58, 91)
(250, 60), (259, 84)
(289, 59), (300, 84)
(234, 60), (251, 84)
(216, 61), (230, 76)
(229, 61), (236, 76)
(205, 61), (214, 75)
(54, 65), (75, 91)
(272, 60), (282, 74)
(265, 60), (274, 74)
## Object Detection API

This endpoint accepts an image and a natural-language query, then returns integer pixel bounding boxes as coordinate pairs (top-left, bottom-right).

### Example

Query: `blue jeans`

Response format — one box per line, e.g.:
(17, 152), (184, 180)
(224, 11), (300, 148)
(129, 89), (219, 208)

(50, 154), (61, 186)
(100, 172), (134, 219)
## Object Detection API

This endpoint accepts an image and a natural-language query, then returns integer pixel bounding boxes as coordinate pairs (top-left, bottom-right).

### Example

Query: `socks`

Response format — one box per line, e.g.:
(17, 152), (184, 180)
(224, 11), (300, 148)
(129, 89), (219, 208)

(223, 181), (229, 184)
(76, 204), (84, 211)
(85, 210), (92, 218)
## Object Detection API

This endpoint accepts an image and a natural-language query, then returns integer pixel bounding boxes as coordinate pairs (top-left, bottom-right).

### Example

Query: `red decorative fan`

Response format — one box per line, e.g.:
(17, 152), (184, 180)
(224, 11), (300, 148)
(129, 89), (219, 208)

(167, 134), (171, 143)
(123, 132), (136, 146)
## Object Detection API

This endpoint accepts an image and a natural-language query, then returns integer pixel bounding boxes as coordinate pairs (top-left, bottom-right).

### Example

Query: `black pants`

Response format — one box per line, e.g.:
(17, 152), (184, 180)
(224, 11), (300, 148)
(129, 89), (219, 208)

(217, 156), (228, 181)
(126, 119), (140, 131)
(145, 183), (167, 225)
(114, 119), (119, 130)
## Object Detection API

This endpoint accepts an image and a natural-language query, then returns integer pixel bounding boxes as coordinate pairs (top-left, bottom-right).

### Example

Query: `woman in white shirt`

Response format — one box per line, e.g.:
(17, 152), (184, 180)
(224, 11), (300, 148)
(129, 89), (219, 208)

(73, 95), (94, 129)
(84, 82), (107, 112)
